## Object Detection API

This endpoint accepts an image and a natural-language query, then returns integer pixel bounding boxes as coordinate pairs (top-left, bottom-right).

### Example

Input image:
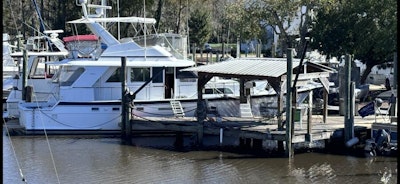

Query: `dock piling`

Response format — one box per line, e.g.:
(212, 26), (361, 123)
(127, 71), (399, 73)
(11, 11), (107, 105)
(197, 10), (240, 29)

(286, 48), (294, 158)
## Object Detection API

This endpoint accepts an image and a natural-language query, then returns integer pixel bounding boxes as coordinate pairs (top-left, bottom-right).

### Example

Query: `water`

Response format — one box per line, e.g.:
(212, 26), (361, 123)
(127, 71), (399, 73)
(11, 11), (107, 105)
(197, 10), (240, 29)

(3, 133), (397, 184)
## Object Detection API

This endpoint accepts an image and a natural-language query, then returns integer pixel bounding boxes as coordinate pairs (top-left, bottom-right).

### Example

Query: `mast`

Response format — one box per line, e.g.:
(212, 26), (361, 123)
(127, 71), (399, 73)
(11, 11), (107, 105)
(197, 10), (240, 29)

(118, 0), (120, 40)
(144, 0), (147, 60)
(32, 0), (53, 51)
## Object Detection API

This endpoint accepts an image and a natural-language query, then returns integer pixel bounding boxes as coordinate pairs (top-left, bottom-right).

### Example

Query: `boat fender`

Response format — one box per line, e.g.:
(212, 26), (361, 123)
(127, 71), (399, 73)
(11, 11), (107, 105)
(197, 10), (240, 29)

(374, 129), (390, 151)
(345, 137), (359, 147)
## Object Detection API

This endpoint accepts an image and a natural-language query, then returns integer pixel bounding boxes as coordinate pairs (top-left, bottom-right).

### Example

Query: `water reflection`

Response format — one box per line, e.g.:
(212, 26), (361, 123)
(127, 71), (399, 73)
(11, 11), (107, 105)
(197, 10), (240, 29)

(3, 135), (397, 184)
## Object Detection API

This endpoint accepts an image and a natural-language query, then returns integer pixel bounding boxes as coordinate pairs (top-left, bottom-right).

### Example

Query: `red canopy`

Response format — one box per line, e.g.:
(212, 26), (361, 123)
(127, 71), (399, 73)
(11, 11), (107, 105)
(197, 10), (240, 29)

(63, 35), (98, 42)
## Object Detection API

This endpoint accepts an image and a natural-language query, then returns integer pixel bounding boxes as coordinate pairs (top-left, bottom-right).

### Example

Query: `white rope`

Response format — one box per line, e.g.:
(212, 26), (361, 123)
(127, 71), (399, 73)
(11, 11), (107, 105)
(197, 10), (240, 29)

(3, 118), (28, 183)
(27, 57), (62, 184)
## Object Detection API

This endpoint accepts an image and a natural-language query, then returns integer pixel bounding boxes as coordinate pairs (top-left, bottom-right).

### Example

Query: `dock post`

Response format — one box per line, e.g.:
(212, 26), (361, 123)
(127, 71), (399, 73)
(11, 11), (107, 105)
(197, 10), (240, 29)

(196, 74), (206, 147)
(344, 55), (354, 143)
(285, 48), (294, 158)
(306, 90), (313, 141)
(121, 57), (132, 144)
(323, 89), (328, 123)
(390, 52), (397, 116)
(197, 100), (205, 146)
(22, 49), (28, 101)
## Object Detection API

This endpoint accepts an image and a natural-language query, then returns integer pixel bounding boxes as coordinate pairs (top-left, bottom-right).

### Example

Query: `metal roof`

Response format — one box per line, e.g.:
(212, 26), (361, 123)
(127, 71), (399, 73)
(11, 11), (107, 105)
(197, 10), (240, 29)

(182, 58), (301, 78)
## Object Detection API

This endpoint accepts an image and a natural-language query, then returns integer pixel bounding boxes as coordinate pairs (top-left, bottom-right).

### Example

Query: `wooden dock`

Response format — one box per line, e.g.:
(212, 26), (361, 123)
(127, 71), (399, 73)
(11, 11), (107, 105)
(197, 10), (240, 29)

(3, 114), (380, 156)
(130, 114), (376, 143)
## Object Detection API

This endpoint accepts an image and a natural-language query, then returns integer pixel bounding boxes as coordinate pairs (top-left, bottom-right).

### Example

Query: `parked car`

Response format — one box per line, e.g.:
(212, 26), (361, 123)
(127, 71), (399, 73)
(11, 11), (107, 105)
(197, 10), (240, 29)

(204, 43), (212, 53)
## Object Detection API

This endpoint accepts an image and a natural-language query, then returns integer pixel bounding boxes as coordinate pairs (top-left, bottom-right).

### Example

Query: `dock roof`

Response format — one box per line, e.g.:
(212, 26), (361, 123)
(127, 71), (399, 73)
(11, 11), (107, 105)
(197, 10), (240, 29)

(182, 57), (335, 79)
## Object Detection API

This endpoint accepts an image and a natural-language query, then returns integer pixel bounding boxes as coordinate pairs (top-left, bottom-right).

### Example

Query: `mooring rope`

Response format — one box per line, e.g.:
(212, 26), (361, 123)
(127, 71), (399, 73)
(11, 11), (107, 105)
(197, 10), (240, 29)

(29, 75), (61, 184)
(3, 118), (28, 183)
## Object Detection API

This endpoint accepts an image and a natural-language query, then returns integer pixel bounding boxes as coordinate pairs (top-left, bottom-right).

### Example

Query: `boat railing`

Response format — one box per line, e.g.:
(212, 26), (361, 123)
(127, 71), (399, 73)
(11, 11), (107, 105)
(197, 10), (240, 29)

(131, 34), (187, 60)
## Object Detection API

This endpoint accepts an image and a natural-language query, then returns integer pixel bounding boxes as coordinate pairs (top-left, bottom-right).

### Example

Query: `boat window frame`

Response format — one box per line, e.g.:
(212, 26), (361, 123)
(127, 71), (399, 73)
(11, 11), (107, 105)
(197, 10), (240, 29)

(130, 67), (150, 82)
(106, 67), (122, 82)
(59, 66), (85, 86)
(152, 67), (164, 83)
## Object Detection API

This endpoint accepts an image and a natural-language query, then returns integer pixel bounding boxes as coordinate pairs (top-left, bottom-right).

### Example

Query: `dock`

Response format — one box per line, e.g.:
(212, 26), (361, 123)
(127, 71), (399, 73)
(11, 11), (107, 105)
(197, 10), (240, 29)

(4, 114), (379, 155)
(129, 114), (376, 145)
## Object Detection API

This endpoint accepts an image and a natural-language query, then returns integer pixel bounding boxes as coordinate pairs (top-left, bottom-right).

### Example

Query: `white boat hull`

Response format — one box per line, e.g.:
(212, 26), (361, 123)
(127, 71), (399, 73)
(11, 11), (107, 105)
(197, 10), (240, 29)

(15, 93), (290, 132)
(19, 103), (122, 131)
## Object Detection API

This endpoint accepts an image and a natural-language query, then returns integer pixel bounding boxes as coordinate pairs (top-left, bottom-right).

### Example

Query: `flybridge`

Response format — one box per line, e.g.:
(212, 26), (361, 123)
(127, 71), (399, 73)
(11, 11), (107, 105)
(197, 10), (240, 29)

(69, 1), (158, 47)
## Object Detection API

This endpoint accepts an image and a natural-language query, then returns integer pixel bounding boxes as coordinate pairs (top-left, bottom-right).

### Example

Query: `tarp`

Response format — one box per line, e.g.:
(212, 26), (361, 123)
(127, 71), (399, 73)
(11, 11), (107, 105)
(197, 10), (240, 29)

(358, 102), (375, 118)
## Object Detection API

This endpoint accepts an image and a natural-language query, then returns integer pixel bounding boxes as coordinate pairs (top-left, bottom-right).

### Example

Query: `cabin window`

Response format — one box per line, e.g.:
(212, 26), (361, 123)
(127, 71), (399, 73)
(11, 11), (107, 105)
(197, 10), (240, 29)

(204, 88), (233, 94)
(106, 67), (122, 82)
(29, 57), (46, 79)
(60, 66), (85, 86)
(130, 68), (150, 82)
(152, 67), (164, 83)
(176, 67), (197, 79)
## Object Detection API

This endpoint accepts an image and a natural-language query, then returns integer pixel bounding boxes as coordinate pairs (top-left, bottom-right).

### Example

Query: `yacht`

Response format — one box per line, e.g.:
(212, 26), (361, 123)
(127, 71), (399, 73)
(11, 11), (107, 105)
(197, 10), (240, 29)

(10, 1), (241, 133)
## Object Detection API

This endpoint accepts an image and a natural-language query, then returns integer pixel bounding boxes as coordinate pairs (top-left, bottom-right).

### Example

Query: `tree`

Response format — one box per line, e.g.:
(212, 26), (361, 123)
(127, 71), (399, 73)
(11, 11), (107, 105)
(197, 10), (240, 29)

(188, 8), (212, 52)
(225, 0), (319, 57)
(155, 0), (191, 34)
(154, 0), (165, 31)
(311, 0), (397, 84)
(225, 0), (263, 43)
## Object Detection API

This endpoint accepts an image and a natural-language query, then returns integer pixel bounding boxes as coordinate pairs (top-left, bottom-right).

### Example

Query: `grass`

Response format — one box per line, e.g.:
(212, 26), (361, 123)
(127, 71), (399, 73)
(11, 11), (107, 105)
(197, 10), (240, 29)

(208, 43), (237, 50)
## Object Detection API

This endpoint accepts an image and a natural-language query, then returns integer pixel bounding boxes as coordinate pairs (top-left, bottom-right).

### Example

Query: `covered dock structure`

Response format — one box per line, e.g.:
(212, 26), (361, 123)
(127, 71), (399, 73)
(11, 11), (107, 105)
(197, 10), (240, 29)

(182, 56), (336, 156)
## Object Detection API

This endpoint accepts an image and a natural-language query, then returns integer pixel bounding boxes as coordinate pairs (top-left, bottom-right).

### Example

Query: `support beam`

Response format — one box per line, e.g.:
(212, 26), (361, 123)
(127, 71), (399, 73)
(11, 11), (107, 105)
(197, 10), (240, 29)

(323, 88), (328, 123)
(306, 90), (313, 141)
(196, 73), (212, 147)
(275, 77), (285, 152)
(240, 78), (246, 103)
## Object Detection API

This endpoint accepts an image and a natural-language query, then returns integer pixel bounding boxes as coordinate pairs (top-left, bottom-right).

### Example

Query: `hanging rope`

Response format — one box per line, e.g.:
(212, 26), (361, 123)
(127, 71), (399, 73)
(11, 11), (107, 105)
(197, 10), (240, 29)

(28, 76), (61, 184)
(3, 118), (28, 183)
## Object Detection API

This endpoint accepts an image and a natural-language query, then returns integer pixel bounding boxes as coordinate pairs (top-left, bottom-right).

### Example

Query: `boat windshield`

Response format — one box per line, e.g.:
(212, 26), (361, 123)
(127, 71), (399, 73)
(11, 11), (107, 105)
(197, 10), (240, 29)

(131, 33), (188, 59)
(59, 66), (85, 86)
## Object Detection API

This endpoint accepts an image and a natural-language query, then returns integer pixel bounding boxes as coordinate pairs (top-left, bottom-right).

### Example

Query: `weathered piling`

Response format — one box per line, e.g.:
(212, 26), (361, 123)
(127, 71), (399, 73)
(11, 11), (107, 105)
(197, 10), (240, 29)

(344, 54), (355, 144)
(121, 57), (132, 144)
(285, 48), (294, 157)
(22, 49), (28, 101)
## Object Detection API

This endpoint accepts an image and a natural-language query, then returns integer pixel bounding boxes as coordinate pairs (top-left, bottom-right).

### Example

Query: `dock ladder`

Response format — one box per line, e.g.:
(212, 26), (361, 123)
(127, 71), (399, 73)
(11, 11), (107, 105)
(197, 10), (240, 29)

(240, 98), (253, 118)
(170, 100), (185, 117)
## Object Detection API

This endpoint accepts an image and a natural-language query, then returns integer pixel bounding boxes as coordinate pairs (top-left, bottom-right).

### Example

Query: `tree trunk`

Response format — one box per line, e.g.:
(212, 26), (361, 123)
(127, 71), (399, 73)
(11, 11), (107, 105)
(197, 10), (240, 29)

(154, 0), (164, 31)
(360, 63), (373, 85)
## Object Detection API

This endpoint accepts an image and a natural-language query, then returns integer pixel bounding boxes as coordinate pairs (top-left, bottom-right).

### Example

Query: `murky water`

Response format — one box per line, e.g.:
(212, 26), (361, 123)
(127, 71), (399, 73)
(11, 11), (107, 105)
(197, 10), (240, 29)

(3, 133), (397, 184)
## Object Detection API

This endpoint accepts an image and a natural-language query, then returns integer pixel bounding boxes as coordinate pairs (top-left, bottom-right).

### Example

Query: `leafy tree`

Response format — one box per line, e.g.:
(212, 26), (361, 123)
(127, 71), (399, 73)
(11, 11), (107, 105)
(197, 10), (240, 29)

(225, 0), (263, 44)
(188, 7), (212, 52)
(155, 0), (190, 34)
(225, 0), (319, 57)
(311, 0), (397, 84)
